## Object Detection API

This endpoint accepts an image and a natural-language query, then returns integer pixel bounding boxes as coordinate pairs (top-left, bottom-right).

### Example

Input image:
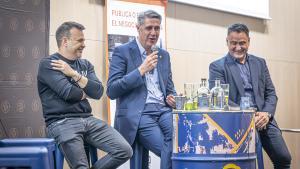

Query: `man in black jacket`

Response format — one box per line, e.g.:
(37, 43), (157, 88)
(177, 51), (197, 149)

(209, 23), (291, 169)
(37, 21), (132, 169)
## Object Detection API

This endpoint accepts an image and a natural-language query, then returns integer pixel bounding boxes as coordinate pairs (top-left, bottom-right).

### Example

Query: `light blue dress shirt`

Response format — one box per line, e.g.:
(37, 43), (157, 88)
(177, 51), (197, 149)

(136, 38), (165, 105)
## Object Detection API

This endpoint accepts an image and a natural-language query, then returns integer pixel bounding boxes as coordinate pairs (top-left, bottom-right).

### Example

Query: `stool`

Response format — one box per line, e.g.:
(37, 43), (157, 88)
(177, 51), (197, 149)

(0, 138), (98, 169)
(0, 146), (51, 169)
(0, 138), (57, 169)
(55, 141), (98, 169)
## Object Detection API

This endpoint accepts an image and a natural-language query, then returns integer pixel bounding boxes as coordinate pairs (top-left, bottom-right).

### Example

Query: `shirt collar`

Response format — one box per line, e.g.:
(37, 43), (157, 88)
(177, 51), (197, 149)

(136, 37), (146, 56)
(56, 52), (76, 64)
(229, 53), (249, 65)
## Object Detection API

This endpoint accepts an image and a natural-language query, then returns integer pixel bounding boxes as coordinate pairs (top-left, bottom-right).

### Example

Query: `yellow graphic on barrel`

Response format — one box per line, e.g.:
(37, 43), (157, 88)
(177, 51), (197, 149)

(223, 163), (241, 169)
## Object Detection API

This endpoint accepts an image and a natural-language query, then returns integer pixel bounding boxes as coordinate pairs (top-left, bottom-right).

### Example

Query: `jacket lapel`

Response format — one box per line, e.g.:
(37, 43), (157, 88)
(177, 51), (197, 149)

(225, 54), (245, 96)
(129, 40), (143, 68)
(248, 55), (259, 96)
(156, 49), (166, 96)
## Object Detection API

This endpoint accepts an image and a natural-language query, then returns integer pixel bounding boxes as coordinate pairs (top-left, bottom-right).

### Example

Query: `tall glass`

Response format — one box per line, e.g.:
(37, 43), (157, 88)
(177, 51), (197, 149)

(184, 83), (194, 110)
(193, 83), (200, 110)
(221, 84), (229, 109)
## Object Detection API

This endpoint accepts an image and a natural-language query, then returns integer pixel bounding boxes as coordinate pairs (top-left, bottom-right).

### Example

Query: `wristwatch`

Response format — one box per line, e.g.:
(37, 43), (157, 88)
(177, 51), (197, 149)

(267, 112), (272, 120)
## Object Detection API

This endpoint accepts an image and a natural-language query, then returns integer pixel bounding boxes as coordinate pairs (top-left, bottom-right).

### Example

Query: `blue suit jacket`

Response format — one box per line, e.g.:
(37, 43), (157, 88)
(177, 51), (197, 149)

(107, 39), (176, 145)
(209, 53), (278, 116)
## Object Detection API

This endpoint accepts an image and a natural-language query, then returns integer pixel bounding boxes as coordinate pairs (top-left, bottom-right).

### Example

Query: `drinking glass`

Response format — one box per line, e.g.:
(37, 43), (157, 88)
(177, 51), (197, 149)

(174, 96), (186, 110)
(240, 96), (250, 110)
(184, 83), (194, 110)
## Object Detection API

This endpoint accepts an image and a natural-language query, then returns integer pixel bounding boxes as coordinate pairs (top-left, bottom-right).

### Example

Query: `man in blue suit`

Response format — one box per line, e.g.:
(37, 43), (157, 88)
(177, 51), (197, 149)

(107, 10), (176, 169)
(209, 23), (291, 169)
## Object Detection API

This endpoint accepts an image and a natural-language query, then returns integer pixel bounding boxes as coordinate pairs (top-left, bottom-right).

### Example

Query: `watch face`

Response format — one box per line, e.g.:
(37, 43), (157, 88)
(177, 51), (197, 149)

(267, 113), (272, 119)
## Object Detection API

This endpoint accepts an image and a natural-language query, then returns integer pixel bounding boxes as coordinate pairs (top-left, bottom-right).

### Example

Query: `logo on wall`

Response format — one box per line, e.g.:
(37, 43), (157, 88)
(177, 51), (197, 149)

(32, 46), (40, 59)
(9, 17), (19, 32)
(1, 100), (11, 114)
(25, 126), (33, 137)
(16, 99), (26, 113)
(17, 46), (26, 59)
(1, 45), (11, 58)
(8, 73), (18, 86)
(31, 98), (40, 113)
(39, 125), (46, 137)
(24, 73), (33, 86)
(25, 18), (34, 32)
(39, 20), (46, 32)
(9, 128), (18, 138)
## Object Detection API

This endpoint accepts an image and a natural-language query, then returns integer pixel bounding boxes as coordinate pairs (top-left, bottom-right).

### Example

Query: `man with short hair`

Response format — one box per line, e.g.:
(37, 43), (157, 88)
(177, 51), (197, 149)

(37, 21), (132, 169)
(209, 23), (291, 169)
(107, 10), (176, 169)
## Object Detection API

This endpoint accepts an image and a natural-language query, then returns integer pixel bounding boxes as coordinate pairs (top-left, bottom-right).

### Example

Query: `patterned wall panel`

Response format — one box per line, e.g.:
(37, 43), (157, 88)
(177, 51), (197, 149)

(0, 0), (49, 138)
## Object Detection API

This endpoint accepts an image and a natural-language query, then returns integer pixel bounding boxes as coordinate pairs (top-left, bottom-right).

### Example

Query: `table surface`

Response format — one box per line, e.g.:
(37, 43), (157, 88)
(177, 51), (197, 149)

(173, 109), (255, 113)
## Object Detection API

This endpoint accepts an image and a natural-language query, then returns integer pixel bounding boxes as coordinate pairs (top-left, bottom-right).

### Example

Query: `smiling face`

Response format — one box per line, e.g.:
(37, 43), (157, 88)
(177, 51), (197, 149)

(136, 17), (161, 51)
(226, 31), (250, 63)
(64, 28), (85, 59)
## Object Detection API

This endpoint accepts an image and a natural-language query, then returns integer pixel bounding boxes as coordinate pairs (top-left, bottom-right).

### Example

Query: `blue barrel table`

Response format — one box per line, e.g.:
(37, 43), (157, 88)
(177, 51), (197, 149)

(172, 110), (256, 169)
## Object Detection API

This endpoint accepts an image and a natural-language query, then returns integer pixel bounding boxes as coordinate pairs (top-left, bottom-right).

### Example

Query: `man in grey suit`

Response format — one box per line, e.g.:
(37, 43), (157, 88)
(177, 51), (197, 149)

(107, 10), (176, 169)
(209, 23), (291, 169)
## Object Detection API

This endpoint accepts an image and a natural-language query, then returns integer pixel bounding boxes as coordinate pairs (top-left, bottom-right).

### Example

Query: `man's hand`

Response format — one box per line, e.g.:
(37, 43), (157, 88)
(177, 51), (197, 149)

(255, 112), (270, 130)
(138, 51), (158, 76)
(51, 59), (77, 77)
(166, 94), (176, 108)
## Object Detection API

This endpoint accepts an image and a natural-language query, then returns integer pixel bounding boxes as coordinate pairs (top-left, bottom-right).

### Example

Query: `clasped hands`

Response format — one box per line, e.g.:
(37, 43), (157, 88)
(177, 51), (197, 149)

(255, 111), (271, 131)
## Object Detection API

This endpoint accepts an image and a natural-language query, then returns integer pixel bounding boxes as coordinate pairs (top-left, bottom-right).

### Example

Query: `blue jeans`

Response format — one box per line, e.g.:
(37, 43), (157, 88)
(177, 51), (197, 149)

(47, 116), (132, 169)
(137, 103), (173, 169)
(260, 119), (291, 169)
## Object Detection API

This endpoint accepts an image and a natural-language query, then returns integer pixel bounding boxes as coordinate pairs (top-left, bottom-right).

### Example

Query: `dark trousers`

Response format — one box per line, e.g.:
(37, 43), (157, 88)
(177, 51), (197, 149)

(137, 103), (173, 169)
(260, 119), (292, 169)
(47, 116), (132, 169)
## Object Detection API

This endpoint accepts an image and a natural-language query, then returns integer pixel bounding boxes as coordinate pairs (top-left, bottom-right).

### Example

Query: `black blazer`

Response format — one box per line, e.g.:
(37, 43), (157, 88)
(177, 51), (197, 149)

(209, 53), (278, 116)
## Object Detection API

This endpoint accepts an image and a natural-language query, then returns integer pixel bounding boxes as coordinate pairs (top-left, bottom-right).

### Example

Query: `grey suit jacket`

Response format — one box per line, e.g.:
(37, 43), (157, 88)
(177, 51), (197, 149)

(209, 53), (278, 116)
(107, 39), (176, 145)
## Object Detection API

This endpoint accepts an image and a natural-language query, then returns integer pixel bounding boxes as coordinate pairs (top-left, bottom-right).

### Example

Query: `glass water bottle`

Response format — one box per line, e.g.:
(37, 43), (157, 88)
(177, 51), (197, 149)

(210, 79), (224, 110)
(197, 78), (210, 110)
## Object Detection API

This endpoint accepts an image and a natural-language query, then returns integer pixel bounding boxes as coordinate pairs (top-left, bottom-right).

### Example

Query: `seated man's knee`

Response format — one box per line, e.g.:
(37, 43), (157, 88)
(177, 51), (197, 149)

(272, 149), (292, 166)
(279, 152), (292, 165)
(114, 142), (133, 160)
